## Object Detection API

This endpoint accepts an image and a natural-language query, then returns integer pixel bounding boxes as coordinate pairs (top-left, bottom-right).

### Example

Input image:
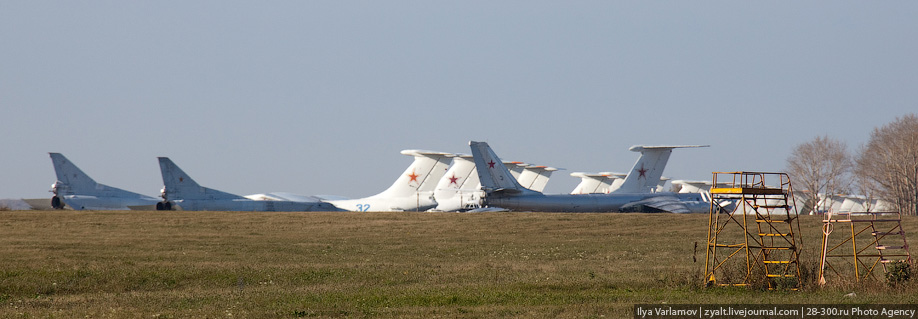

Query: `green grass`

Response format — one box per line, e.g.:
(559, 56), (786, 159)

(0, 211), (915, 318)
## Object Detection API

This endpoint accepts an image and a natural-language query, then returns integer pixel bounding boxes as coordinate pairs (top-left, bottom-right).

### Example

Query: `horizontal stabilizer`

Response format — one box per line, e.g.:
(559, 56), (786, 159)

(21, 198), (54, 210)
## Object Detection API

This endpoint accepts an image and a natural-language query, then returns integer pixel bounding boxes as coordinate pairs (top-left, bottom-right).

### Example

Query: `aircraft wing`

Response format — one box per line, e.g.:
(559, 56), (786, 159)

(314, 195), (351, 201)
(21, 198), (57, 210)
(127, 204), (158, 211)
(245, 192), (326, 202)
(621, 195), (693, 214)
(466, 206), (509, 213)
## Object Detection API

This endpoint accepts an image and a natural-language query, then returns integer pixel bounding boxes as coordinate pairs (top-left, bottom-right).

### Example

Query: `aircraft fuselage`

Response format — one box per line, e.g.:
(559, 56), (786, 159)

(59, 195), (160, 210)
(170, 199), (342, 212)
(483, 192), (708, 213)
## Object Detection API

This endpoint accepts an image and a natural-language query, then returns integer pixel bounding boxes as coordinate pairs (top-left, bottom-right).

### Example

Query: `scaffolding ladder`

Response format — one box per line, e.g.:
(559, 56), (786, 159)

(704, 172), (803, 290)
(818, 211), (911, 284)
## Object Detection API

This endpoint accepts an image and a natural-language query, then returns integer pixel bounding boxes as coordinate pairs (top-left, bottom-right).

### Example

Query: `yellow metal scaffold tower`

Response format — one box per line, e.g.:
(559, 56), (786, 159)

(818, 211), (911, 284)
(704, 172), (803, 289)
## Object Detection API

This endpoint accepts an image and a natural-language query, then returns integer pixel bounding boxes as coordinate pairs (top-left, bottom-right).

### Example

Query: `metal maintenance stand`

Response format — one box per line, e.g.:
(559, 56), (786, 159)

(818, 211), (911, 284)
(704, 172), (803, 290)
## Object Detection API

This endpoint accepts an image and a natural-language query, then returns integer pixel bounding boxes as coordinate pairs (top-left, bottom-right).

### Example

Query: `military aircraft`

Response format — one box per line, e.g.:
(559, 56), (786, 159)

(431, 154), (483, 212)
(570, 172), (622, 194)
(157, 157), (341, 211)
(45, 153), (161, 210)
(469, 141), (710, 213)
(517, 165), (559, 193)
(327, 150), (455, 212)
(431, 155), (560, 212)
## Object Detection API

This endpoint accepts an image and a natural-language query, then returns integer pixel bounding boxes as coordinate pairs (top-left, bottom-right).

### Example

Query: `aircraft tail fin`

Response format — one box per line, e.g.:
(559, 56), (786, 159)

(49, 153), (99, 194)
(469, 141), (530, 193)
(434, 154), (478, 191)
(157, 157), (245, 201)
(571, 172), (617, 194)
(527, 166), (558, 192)
(376, 150), (454, 197)
(614, 145), (708, 193)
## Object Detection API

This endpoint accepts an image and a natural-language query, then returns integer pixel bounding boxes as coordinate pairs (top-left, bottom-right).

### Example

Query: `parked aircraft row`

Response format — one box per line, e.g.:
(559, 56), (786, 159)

(35, 141), (711, 213)
(469, 142), (710, 213)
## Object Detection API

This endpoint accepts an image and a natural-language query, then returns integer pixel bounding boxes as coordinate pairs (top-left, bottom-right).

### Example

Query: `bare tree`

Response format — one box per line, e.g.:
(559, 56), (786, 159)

(856, 114), (918, 215)
(786, 135), (852, 214)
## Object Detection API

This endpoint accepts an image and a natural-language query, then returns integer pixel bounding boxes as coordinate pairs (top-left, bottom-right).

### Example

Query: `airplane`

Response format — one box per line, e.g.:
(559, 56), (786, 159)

(157, 157), (341, 211)
(431, 154), (485, 212)
(517, 165), (559, 193)
(46, 153), (161, 210)
(570, 172), (623, 194)
(431, 155), (561, 212)
(327, 150), (455, 212)
(469, 141), (710, 213)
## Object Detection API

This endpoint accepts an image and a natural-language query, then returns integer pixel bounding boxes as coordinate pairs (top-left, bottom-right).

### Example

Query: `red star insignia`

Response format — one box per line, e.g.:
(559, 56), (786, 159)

(488, 160), (496, 168)
(637, 164), (648, 179)
(408, 170), (419, 183)
(448, 174), (459, 186)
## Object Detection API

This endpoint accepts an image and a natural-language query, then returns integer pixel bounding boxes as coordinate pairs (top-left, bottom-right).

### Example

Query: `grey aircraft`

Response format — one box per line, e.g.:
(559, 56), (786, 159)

(469, 141), (710, 213)
(156, 157), (341, 211)
(45, 153), (161, 210)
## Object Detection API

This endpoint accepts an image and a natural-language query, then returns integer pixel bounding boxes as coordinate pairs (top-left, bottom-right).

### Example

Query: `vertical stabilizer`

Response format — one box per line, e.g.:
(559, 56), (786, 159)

(614, 145), (708, 193)
(377, 150), (454, 197)
(469, 141), (529, 192)
(528, 166), (558, 192)
(504, 161), (527, 180)
(416, 151), (455, 192)
(49, 153), (99, 194)
(434, 155), (477, 191)
(571, 172), (608, 194)
(432, 154), (485, 211)
(515, 165), (539, 189)
(571, 172), (623, 194)
(158, 157), (243, 200)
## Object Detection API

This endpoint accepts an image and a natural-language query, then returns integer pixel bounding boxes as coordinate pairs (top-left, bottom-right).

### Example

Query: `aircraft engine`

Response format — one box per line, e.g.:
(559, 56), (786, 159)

(155, 201), (173, 211)
(50, 181), (65, 209)
(50, 196), (64, 209)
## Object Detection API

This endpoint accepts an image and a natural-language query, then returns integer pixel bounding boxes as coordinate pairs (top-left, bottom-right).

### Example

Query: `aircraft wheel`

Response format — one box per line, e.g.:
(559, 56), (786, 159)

(164, 202), (173, 210)
(156, 202), (164, 210)
(51, 196), (63, 209)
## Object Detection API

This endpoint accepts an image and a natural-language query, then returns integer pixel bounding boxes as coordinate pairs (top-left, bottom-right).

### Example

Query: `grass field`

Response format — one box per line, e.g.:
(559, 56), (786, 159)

(1, 211), (916, 318)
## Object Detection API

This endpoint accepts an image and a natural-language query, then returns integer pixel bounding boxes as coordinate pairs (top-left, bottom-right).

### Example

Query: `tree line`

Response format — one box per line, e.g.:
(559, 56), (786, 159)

(786, 114), (918, 215)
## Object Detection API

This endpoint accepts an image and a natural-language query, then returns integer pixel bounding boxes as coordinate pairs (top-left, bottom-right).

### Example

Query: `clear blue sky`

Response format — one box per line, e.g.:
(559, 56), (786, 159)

(2, 2), (916, 200)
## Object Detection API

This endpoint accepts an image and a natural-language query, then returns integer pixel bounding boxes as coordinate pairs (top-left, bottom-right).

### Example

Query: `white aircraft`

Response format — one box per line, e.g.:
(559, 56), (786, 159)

(431, 154), (485, 212)
(470, 141), (711, 213)
(517, 165), (559, 193)
(504, 161), (527, 180)
(570, 172), (623, 194)
(431, 155), (561, 212)
(46, 153), (160, 210)
(327, 150), (455, 212)
(670, 180), (711, 193)
(157, 157), (340, 211)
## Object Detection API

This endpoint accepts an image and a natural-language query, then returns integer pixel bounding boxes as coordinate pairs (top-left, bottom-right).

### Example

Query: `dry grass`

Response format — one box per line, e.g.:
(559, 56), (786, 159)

(0, 211), (916, 318)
